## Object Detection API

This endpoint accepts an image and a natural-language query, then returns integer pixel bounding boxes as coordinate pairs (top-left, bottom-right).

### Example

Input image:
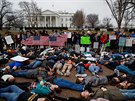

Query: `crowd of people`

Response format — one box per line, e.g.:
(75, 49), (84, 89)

(0, 30), (135, 101)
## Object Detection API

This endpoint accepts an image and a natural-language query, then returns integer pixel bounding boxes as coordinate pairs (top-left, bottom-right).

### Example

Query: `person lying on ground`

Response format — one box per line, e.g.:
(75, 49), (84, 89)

(0, 70), (15, 83)
(116, 81), (135, 89)
(26, 54), (48, 69)
(80, 86), (135, 101)
(10, 67), (55, 81)
(0, 85), (50, 101)
(114, 60), (135, 76)
(75, 72), (118, 87)
(3, 61), (24, 72)
(75, 61), (87, 77)
(0, 79), (61, 96)
(88, 61), (103, 75)
(61, 57), (75, 76)
(53, 77), (91, 92)
(110, 73), (135, 84)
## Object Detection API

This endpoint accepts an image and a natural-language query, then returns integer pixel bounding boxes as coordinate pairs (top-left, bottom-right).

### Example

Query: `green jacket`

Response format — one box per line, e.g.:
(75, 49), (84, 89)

(31, 83), (51, 96)
(92, 86), (126, 101)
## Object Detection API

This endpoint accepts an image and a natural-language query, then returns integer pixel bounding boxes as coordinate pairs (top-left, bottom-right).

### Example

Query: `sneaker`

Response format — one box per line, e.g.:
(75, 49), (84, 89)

(75, 74), (82, 77)
(114, 69), (120, 76)
(59, 72), (63, 76)
(81, 74), (87, 77)
(64, 73), (67, 76)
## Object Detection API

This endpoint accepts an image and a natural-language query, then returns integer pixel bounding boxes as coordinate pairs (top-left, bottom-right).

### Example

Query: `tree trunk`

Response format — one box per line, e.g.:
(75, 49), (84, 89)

(117, 22), (122, 32)
(0, 22), (2, 30)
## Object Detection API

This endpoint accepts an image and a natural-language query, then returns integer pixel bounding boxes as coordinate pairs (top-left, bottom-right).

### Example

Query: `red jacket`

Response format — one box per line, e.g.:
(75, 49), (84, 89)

(100, 35), (108, 44)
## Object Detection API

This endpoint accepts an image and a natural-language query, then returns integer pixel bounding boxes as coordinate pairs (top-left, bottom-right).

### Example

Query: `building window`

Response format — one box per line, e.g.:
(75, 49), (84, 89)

(66, 24), (67, 27)
(61, 24), (63, 27)
(70, 18), (72, 21)
(61, 18), (63, 22)
(66, 18), (68, 21)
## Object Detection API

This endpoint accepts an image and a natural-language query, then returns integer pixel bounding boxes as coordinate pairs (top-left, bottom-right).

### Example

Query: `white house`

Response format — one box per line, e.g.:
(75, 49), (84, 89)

(24, 10), (74, 28)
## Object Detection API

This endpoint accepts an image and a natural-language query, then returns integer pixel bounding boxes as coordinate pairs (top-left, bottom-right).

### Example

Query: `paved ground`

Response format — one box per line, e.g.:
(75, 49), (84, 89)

(0, 63), (114, 101)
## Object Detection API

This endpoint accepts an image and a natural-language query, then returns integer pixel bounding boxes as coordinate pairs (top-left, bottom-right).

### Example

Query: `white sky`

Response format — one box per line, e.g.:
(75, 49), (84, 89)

(10, 0), (117, 26)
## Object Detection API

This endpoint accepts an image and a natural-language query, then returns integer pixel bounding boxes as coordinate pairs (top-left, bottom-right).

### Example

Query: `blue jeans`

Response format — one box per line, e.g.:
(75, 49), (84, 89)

(11, 70), (28, 77)
(76, 65), (84, 74)
(89, 66), (100, 75)
(28, 60), (42, 69)
(116, 65), (135, 76)
(0, 85), (24, 101)
(120, 89), (135, 100)
(53, 78), (84, 92)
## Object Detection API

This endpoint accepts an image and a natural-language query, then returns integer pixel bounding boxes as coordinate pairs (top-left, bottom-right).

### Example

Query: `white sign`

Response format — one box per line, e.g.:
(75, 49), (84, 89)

(11, 56), (29, 62)
(66, 32), (72, 38)
(5, 35), (14, 44)
(75, 44), (80, 53)
(93, 42), (99, 49)
(86, 47), (90, 52)
(109, 35), (116, 40)
(125, 38), (133, 47)
(80, 47), (85, 53)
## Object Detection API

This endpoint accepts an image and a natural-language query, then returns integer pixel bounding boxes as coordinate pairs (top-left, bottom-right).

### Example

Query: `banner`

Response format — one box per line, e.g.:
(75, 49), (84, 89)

(93, 42), (99, 49)
(118, 37), (126, 47)
(49, 36), (57, 41)
(33, 36), (40, 40)
(80, 36), (91, 45)
(5, 35), (14, 44)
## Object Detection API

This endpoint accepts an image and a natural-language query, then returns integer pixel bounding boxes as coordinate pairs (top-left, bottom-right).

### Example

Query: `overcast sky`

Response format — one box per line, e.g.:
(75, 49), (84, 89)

(9, 0), (117, 25)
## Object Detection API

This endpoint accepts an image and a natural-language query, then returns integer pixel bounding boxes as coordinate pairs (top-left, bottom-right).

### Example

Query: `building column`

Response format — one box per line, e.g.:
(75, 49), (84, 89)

(55, 16), (57, 27)
(50, 16), (52, 27)
(44, 16), (46, 27)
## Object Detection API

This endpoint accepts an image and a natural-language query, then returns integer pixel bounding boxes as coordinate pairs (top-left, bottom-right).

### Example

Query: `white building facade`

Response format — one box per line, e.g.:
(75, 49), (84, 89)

(24, 10), (74, 28)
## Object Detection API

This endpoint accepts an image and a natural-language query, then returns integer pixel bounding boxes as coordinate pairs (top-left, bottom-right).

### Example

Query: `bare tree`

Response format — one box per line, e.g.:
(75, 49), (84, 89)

(102, 17), (113, 28)
(86, 14), (99, 28)
(72, 10), (85, 29)
(123, 10), (135, 29)
(105, 0), (135, 31)
(19, 1), (42, 28)
(0, 0), (12, 30)
(5, 11), (24, 28)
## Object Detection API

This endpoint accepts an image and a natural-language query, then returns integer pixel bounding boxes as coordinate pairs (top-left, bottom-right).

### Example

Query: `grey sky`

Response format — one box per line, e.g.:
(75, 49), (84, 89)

(10, 0), (116, 25)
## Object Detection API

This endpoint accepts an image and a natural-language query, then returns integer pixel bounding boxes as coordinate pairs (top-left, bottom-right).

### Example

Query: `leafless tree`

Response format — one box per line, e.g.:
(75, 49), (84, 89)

(72, 10), (85, 29)
(86, 14), (99, 28)
(5, 11), (24, 28)
(102, 17), (113, 28)
(0, 0), (12, 30)
(19, 1), (42, 28)
(123, 10), (135, 29)
(105, 0), (135, 31)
